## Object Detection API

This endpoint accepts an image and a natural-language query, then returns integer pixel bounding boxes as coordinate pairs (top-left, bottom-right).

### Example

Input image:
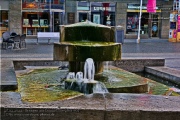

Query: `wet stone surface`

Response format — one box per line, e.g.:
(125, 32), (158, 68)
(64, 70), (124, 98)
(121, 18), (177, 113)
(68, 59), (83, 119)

(1, 92), (180, 120)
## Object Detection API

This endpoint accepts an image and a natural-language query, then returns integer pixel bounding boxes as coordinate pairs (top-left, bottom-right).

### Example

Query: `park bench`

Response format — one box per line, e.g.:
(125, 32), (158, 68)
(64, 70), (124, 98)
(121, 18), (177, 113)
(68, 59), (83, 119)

(37, 32), (60, 44)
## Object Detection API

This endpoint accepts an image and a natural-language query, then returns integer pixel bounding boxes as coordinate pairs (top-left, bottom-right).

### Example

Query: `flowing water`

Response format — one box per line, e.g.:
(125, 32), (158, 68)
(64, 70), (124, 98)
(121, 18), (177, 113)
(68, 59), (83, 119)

(65, 58), (109, 94)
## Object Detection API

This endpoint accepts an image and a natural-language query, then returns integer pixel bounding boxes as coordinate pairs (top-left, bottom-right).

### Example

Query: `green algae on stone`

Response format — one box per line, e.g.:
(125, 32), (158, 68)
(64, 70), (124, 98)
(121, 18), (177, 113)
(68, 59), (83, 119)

(61, 41), (119, 46)
(61, 21), (114, 42)
(54, 42), (121, 62)
(19, 68), (58, 76)
(96, 66), (180, 96)
(16, 68), (82, 103)
(95, 70), (148, 93)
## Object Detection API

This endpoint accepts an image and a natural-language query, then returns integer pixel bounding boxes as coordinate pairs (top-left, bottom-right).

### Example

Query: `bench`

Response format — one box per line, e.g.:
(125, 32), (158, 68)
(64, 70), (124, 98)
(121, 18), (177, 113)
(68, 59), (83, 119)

(37, 32), (60, 44)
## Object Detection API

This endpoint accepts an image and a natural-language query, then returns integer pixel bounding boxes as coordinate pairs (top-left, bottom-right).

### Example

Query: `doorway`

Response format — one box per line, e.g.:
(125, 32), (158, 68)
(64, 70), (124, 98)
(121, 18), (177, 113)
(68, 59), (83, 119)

(150, 14), (159, 38)
(79, 12), (88, 22)
(52, 12), (64, 32)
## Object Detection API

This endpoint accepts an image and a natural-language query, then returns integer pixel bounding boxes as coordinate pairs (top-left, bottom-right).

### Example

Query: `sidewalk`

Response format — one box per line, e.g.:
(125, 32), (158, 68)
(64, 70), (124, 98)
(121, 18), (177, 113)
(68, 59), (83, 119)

(1, 38), (180, 70)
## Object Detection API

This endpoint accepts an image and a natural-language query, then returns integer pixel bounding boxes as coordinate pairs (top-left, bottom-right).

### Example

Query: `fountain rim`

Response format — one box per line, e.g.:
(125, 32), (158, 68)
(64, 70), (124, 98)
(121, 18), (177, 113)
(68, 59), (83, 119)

(54, 42), (121, 47)
(64, 21), (112, 28)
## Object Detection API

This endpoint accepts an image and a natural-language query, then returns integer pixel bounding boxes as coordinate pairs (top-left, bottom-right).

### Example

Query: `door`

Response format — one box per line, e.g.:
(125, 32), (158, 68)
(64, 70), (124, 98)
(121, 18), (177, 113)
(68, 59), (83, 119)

(79, 12), (88, 22)
(53, 12), (63, 32)
(151, 14), (159, 38)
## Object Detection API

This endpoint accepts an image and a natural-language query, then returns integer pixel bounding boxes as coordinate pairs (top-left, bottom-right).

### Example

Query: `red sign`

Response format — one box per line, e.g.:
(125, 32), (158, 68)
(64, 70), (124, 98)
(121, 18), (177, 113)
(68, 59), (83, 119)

(102, 3), (110, 16)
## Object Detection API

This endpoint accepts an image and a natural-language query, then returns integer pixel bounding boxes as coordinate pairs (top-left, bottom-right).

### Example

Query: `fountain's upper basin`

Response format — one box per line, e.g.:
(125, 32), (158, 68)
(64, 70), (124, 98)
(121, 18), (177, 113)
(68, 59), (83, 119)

(60, 21), (115, 42)
(53, 41), (121, 61)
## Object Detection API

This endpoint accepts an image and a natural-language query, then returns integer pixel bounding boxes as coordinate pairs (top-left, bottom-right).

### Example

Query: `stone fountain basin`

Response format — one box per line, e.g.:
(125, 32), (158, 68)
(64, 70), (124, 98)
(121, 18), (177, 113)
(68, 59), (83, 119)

(64, 65), (149, 94)
(53, 41), (121, 61)
(96, 65), (149, 93)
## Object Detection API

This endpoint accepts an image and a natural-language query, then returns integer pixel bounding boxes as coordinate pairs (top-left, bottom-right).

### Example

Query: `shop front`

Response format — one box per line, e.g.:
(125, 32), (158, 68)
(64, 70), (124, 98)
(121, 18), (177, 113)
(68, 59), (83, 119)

(126, 4), (161, 38)
(77, 1), (90, 22)
(91, 2), (116, 26)
(77, 1), (116, 26)
(21, 0), (64, 36)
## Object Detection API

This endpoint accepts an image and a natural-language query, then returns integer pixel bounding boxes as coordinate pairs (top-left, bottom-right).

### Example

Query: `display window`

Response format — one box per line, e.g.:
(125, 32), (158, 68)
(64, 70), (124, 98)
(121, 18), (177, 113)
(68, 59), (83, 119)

(0, 10), (8, 37)
(126, 12), (149, 35)
(0, 10), (8, 27)
(21, 0), (64, 36)
(90, 2), (116, 26)
(22, 12), (49, 35)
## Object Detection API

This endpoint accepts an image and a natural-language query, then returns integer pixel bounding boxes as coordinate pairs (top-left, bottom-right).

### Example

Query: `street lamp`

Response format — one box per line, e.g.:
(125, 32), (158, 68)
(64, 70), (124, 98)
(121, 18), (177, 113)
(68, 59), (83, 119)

(49, 0), (52, 32)
(137, 0), (143, 43)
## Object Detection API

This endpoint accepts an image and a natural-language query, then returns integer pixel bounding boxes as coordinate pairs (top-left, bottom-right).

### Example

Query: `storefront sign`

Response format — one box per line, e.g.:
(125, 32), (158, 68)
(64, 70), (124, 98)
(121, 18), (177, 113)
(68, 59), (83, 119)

(93, 7), (111, 11)
(68, 12), (75, 24)
(128, 5), (158, 10)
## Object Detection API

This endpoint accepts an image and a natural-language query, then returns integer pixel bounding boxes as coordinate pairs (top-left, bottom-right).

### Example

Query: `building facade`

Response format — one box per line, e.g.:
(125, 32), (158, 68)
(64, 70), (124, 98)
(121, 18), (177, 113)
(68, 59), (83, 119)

(0, 0), (173, 39)
(0, 0), (65, 37)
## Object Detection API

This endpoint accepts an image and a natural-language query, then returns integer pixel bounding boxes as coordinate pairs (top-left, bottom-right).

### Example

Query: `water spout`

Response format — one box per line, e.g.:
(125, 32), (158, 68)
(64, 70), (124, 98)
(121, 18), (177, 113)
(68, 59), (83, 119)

(64, 58), (109, 94)
(84, 58), (95, 81)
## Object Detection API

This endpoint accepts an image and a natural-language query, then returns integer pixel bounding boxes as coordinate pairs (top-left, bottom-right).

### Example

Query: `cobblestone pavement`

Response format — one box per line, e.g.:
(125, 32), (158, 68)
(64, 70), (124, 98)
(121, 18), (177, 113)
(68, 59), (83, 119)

(1, 39), (180, 70)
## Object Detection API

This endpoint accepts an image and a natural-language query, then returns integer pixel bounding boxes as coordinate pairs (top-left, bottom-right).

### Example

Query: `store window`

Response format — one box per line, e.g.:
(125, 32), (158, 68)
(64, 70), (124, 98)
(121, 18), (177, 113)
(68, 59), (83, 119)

(22, 0), (64, 36)
(22, 12), (49, 35)
(126, 4), (161, 35)
(0, 10), (8, 28)
(0, 0), (9, 37)
(126, 12), (149, 35)
(91, 2), (116, 26)
(0, 10), (9, 36)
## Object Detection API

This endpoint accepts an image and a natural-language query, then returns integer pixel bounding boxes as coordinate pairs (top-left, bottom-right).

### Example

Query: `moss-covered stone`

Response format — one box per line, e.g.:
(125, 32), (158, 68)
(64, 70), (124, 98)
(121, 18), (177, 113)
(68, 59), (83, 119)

(60, 21), (115, 42)
(16, 69), (82, 103)
(54, 42), (121, 62)
(54, 21), (121, 74)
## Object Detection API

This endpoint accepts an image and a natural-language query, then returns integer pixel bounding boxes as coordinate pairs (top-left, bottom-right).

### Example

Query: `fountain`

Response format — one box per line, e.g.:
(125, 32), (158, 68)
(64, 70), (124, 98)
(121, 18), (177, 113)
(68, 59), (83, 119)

(54, 21), (149, 94)
(1, 21), (180, 120)
(54, 21), (121, 73)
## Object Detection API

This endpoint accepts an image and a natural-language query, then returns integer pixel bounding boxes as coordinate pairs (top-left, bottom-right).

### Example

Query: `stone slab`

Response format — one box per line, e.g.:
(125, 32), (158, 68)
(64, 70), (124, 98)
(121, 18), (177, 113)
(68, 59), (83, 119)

(1, 60), (18, 91)
(105, 93), (180, 120)
(1, 92), (22, 105)
(145, 66), (180, 85)
(1, 93), (180, 120)
(113, 59), (165, 72)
